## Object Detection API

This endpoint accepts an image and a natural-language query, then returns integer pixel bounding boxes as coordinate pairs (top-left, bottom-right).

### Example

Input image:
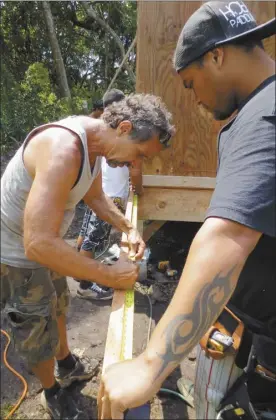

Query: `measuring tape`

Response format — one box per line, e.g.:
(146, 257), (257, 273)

(119, 193), (138, 361)
(120, 289), (135, 361)
(99, 193), (151, 419)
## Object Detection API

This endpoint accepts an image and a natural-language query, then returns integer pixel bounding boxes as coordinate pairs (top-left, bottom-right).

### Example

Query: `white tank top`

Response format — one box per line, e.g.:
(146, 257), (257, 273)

(101, 158), (129, 200)
(1, 116), (101, 268)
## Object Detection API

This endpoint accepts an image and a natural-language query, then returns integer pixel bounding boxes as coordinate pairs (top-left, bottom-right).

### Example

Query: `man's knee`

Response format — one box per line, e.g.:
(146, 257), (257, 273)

(2, 265), (67, 367)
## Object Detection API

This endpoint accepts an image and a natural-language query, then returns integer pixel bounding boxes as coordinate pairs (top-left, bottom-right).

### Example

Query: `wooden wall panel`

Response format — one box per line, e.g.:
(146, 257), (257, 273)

(138, 188), (214, 222)
(136, 1), (275, 178)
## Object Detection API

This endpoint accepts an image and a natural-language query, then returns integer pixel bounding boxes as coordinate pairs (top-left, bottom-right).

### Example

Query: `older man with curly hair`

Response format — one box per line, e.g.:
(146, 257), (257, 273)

(0, 93), (175, 419)
(76, 89), (144, 301)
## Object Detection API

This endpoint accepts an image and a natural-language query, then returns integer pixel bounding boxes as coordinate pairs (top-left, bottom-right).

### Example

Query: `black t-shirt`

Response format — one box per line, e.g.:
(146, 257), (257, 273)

(205, 75), (276, 337)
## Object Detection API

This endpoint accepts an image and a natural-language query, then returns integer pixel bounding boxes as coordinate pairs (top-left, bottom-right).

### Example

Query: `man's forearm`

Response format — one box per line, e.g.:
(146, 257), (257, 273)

(86, 193), (133, 234)
(140, 221), (254, 386)
(25, 235), (113, 285)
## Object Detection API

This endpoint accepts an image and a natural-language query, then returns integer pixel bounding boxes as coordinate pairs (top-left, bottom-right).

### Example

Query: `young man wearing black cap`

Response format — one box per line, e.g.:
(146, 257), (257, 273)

(99, 2), (275, 418)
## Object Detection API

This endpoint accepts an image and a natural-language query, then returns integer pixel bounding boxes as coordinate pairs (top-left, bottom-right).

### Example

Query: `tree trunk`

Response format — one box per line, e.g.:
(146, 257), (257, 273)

(41, 1), (71, 99)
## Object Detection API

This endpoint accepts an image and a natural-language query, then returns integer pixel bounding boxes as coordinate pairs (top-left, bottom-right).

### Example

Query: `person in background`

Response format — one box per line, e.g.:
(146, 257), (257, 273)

(76, 89), (143, 301)
(90, 99), (104, 118)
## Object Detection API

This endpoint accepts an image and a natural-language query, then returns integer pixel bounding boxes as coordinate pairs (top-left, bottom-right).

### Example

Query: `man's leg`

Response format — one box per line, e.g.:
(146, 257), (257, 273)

(55, 314), (70, 360)
(76, 206), (96, 290)
(78, 249), (95, 290)
(77, 211), (113, 300)
(1, 264), (57, 389)
(52, 275), (95, 388)
(3, 266), (71, 418)
(76, 234), (85, 251)
(75, 206), (93, 289)
(31, 359), (56, 388)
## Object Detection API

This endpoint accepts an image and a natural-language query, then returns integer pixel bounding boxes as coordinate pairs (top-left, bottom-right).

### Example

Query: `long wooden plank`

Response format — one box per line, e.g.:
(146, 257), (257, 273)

(143, 175), (216, 189)
(101, 192), (134, 374)
(138, 188), (213, 222)
(119, 195), (138, 362)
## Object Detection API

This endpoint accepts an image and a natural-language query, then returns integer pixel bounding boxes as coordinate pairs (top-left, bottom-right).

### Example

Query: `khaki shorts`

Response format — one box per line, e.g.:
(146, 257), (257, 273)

(1, 264), (70, 367)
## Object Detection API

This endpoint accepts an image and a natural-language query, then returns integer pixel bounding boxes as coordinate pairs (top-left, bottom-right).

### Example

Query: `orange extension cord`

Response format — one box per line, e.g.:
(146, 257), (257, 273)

(1, 329), (28, 419)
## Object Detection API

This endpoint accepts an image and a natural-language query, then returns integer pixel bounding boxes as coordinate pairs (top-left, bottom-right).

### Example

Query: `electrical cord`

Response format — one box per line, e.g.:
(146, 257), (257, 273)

(1, 329), (28, 419)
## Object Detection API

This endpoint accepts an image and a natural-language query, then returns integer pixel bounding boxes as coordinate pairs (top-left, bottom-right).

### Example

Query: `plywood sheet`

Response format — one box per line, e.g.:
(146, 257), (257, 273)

(136, 1), (275, 178)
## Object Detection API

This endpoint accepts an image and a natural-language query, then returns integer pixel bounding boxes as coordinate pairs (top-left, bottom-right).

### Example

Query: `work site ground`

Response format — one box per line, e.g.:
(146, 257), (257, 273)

(1, 204), (199, 420)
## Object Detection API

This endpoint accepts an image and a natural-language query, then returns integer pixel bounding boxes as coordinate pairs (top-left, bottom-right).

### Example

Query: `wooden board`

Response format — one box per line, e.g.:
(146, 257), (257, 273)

(143, 175), (216, 189)
(101, 192), (135, 374)
(138, 188), (214, 222)
(136, 1), (275, 178)
(143, 220), (166, 242)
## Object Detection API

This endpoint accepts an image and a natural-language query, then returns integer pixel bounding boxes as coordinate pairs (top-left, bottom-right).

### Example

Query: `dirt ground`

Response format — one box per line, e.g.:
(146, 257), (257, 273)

(1, 192), (201, 419)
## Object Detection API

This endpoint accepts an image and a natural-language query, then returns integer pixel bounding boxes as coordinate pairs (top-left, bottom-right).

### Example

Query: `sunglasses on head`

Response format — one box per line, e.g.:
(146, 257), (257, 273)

(159, 130), (172, 148)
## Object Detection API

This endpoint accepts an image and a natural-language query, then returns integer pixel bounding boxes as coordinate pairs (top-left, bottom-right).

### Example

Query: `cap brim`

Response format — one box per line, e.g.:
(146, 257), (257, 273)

(216, 18), (276, 46)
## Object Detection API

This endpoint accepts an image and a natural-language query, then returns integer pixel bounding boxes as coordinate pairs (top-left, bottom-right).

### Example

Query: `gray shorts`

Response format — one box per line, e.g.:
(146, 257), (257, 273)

(1, 263), (70, 367)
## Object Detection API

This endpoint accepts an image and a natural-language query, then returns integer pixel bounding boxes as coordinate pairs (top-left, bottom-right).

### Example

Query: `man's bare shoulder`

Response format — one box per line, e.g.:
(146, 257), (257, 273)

(24, 125), (82, 179)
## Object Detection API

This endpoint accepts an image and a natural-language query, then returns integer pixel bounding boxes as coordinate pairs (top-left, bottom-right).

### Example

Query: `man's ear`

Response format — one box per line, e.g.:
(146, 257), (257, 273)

(211, 48), (224, 68)
(117, 120), (133, 136)
(205, 48), (224, 69)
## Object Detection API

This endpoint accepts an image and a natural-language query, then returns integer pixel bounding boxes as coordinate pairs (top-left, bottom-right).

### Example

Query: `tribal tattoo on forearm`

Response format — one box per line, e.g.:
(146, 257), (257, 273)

(155, 266), (236, 380)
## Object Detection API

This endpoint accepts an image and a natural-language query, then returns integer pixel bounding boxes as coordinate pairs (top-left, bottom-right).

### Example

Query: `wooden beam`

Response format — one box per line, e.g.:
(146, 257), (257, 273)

(138, 188), (213, 222)
(101, 192), (135, 374)
(137, 220), (144, 236)
(143, 175), (216, 189)
(143, 220), (166, 242)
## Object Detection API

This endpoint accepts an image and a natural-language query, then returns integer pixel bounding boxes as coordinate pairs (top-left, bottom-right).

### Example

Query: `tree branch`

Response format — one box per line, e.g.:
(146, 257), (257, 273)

(82, 1), (135, 83)
(106, 34), (137, 92)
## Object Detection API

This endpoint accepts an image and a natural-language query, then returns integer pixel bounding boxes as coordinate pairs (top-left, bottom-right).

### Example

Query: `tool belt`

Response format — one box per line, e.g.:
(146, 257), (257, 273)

(200, 307), (276, 379)
(200, 306), (244, 360)
(200, 306), (276, 419)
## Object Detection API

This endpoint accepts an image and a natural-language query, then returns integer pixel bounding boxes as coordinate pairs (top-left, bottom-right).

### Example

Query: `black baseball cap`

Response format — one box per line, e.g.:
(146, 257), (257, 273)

(174, 1), (276, 73)
(91, 99), (104, 111)
(103, 89), (125, 108)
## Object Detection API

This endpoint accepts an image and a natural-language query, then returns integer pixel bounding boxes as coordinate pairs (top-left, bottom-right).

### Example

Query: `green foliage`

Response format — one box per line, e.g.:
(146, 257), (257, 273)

(1, 403), (27, 419)
(1, 62), (84, 151)
(0, 1), (137, 152)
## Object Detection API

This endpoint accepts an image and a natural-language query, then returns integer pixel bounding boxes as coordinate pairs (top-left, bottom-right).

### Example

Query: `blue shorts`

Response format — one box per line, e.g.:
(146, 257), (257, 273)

(79, 197), (126, 253)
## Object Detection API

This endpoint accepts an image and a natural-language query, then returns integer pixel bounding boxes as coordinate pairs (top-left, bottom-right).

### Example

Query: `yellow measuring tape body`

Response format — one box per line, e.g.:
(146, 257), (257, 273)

(120, 289), (135, 361)
(119, 194), (138, 362)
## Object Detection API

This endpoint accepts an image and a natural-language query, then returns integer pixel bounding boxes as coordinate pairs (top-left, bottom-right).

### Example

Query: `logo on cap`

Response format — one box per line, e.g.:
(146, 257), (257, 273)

(219, 1), (255, 28)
